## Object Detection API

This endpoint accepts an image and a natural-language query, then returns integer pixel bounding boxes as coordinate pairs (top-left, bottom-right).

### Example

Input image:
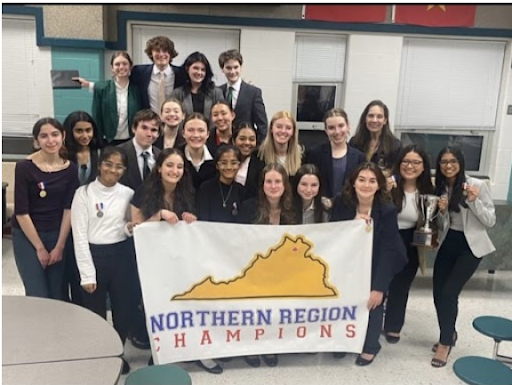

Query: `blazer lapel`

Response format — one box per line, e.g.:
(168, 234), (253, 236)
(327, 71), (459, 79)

(322, 143), (334, 196)
(127, 142), (142, 187)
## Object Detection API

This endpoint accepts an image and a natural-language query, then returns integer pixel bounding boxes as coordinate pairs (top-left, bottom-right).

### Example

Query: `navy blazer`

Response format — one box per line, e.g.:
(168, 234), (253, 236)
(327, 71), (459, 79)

(130, 64), (187, 110)
(117, 140), (161, 191)
(306, 143), (366, 199)
(349, 137), (402, 172)
(330, 197), (407, 293)
(220, 81), (268, 143)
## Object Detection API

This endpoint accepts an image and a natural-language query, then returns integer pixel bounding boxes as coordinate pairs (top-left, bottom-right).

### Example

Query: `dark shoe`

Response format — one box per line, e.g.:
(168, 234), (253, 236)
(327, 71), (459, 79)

(244, 355), (261, 368)
(121, 358), (130, 374)
(431, 345), (452, 368)
(129, 334), (150, 350)
(355, 354), (376, 366)
(148, 356), (154, 366)
(432, 331), (457, 353)
(218, 357), (232, 362)
(384, 333), (400, 344)
(262, 354), (278, 367)
(195, 360), (223, 374)
(332, 352), (347, 359)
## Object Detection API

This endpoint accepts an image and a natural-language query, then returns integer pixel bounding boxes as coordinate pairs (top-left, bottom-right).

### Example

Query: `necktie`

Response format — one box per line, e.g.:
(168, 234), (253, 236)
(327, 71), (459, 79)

(142, 151), (151, 180)
(227, 86), (234, 109)
(158, 72), (166, 110)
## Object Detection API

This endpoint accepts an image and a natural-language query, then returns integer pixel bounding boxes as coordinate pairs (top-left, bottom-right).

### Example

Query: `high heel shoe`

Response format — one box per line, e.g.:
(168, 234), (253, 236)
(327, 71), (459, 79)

(431, 331), (458, 353)
(431, 345), (452, 368)
(355, 353), (376, 366)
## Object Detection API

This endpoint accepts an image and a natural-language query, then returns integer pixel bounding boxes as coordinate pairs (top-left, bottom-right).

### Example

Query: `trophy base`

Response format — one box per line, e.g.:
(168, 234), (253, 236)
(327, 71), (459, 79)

(411, 230), (438, 249)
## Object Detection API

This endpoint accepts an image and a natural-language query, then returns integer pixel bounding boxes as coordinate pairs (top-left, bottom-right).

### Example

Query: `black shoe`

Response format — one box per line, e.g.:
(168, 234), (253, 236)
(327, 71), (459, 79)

(121, 358), (130, 374)
(195, 360), (223, 374)
(332, 352), (347, 359)
(218, 357), (232, 362)
(148, 356), (154, 366)
(262, 354), (278, 367)
(384, 333), (400, 344)
(431, 345), (452, 368)
(355, 354), (376, 366)
(432, 331), (457, 353)
(244, 356), (261, 368)
(130, 334), (151, 350)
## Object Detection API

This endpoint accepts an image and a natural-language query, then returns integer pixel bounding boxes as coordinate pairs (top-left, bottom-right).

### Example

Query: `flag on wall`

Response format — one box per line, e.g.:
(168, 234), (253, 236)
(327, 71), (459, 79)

(134, 221), (372, 363)
(303, 5), (387, 23)
(394, 5), (476, 27)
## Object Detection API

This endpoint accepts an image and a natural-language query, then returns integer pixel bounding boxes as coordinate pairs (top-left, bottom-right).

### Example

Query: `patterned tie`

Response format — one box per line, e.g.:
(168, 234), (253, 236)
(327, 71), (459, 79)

(142, 151), (151, 180)
(158, 72), (166, 110)
(227, 86), (234, 109)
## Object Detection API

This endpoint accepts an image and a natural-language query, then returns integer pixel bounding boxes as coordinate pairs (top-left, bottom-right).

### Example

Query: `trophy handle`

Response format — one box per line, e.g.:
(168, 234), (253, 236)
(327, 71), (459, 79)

(430, 197), (441, 221)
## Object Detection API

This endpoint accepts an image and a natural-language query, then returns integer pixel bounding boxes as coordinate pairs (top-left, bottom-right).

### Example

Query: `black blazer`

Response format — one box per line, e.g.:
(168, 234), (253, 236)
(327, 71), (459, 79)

(238, 197), (294, 225)
(242, 154), (265, 201)
(220, 81), (268, 143)
(117, 140), (161, 191)
(69, 148), (101, 186)
(349, 137), (402, 172)
(306, 143), (366, 199)
(205, 128), (234, 158)
(330, 197), (407, 293)
(130, 64), (187, 110)
(154, 131), (185, 151)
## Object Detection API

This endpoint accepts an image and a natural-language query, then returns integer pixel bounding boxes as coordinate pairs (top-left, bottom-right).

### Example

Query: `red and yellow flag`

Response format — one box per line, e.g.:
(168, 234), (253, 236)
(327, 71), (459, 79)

(304, 5), (387, 23)
(394, 5), (476, 27)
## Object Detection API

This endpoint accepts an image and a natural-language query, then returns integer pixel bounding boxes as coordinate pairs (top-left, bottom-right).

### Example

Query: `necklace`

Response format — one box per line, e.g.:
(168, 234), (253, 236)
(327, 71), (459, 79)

(39, 151), (59, 173)
(219, 182), (234, 208)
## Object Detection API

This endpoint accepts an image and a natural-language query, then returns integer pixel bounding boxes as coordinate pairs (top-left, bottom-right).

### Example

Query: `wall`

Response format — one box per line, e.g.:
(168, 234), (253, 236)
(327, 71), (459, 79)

(42, 5), (104, 40)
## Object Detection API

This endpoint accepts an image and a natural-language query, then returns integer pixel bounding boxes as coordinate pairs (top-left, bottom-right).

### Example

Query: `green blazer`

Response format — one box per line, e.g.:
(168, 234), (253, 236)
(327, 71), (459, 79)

(92, 80), (141, 142)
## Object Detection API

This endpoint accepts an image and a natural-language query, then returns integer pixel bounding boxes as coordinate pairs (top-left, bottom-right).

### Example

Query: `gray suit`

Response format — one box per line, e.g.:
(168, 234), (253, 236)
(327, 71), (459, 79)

(170, 86), (224, 125)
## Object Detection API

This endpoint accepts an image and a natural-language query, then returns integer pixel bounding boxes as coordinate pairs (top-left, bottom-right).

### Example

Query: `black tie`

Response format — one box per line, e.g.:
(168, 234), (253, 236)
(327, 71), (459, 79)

(142, 151), (150, 180)
(227, 86), (234, 109)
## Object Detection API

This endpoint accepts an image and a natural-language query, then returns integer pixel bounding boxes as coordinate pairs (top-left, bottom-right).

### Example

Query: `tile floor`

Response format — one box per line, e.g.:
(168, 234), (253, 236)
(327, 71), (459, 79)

(2, 238), (512, 385)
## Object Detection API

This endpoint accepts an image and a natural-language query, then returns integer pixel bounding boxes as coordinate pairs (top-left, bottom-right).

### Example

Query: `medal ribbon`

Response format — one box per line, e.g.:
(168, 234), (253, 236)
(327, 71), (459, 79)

(95, 203), (104, 214)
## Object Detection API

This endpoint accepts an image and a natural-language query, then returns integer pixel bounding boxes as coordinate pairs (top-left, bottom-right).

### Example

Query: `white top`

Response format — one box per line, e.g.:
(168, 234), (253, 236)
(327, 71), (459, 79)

(149, 65), (175, 113)
(235, 156), (251, 186)
(226, 78), (242, 108)
(71, 180), (134, 285)
(184, 145), (213, 172)
(115, 81), (129, 139)
(449, 210), (464, 231)
(398, 190), (419, 230)
(133, 138), (156, 180)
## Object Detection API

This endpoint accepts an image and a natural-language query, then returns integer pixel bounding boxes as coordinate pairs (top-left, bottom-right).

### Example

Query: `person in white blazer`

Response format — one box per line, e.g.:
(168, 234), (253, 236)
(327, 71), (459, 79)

(431, 146), (496, 368)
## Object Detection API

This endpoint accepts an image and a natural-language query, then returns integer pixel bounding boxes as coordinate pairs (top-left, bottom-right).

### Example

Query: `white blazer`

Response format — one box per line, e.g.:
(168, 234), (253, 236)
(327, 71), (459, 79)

(436, 176), (496, 258)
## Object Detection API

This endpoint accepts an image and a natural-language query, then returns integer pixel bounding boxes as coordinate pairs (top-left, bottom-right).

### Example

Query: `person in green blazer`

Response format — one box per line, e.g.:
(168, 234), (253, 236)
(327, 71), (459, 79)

(92, 52), (141, 146)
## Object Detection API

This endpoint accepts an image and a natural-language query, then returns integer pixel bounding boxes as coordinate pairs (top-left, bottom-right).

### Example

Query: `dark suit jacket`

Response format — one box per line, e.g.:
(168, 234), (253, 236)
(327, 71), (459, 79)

(220, 81), (268, 143)
(153, 131), (185, 151)
(69, 148), (101, 186)
(117, 140), (161, 191)
(242, 154), (265, 201)
(130, 64), (187, 110)
(330, 198), (407, 293)
(306, 143), (366, 199)
(237, 197), (294, 225)
(349, 137), (402, 172)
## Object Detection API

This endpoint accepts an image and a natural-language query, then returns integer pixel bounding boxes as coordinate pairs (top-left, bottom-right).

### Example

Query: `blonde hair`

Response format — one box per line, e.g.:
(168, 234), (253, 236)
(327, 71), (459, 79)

(258, 111), (303, 176)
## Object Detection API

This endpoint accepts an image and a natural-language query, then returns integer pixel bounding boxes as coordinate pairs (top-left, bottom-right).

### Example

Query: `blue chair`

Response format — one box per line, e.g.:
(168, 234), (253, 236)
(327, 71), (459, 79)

(473, 316), (512, 364)
(125, 364), (192, 385)
(453, 356), (512, 385)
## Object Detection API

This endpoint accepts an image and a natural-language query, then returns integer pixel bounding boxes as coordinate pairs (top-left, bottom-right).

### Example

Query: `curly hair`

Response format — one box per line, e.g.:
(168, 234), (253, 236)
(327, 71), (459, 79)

(144, 36), (178, 62)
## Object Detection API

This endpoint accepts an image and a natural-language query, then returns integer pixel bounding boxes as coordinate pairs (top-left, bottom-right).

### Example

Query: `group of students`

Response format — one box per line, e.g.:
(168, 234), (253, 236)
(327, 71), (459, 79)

(12, 35), (496, 376)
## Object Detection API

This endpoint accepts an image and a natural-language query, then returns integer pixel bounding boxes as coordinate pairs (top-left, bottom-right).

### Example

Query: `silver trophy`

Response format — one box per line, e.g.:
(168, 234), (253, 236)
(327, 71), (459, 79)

(412, 194), (441, 248)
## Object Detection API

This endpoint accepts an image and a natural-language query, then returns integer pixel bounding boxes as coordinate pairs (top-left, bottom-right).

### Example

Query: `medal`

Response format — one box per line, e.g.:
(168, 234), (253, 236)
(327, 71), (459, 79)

(95, 203), (104, 218)
(97, 211), (104, 218)
(38, 182), (47, 198)
(366, 224), (372, 233)
(39, 190), (47, 198)
(462, 182), (468, 196)
(231, 203), (238, 217)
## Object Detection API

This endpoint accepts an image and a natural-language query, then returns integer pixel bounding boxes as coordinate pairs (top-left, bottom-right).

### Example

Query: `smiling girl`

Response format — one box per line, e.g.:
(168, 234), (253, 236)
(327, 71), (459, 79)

(207, 101), (236, 156)
(154, 98), (186, 150)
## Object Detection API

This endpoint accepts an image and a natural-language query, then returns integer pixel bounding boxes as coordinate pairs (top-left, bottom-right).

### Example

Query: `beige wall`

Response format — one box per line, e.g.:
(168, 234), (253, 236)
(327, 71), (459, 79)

(42, 5), (104, 40)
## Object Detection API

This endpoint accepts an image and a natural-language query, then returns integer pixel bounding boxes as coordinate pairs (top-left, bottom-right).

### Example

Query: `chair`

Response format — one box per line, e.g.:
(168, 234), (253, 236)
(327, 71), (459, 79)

(453, 356), (512, 385)
(125, 364), (192, 385)
(473, 316), (512, 364)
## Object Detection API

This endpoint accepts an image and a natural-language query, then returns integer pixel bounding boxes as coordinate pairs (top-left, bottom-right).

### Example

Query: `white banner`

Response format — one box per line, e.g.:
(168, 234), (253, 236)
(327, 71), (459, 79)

(133, 220), (372, 364)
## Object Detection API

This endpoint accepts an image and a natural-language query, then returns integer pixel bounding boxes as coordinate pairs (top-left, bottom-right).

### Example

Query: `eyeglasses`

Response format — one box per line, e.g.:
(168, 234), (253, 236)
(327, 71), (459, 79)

(401, 160), (423, 167)
(439, 159), (459, 166)
(218, 161), (240, 168)
(102, 161), (126, 171)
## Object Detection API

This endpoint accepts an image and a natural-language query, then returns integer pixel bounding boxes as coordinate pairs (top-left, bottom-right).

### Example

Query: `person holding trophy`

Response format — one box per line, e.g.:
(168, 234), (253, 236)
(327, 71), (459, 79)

(383, 145), (434, 343)
(431, 146), (496, 368)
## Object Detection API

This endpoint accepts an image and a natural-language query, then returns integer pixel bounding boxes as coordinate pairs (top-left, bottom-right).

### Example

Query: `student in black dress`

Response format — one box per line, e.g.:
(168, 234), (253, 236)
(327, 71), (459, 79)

(349, 100), (402, 175)
(154, 98), (185, 150)
(12, 118), (79, 299)
(233, 123), (265, 200)
(330, 162), (407, 366)
(181, 112), (217, 190)
(293, 164), (330, 224)
(206, 100), (235, 156)
(196, 145), (244, 223)
(307, 108), (366, 200)
(71, 146), (136, 374)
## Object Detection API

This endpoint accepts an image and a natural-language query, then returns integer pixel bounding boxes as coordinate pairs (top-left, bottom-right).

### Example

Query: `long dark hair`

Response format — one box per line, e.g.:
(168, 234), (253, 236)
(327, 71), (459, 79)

(350, 100), (398, 167)
(391, 144), (434, 213)
(434, 146), (468, 212)
(342, 162), (390, 209)
(63, 111), (101, 162)
(32, 117), (68, 160)
(183, 51), (215, 95)
(293, 164), (326, 223)
(139, 148), (195, 219)
(256, 163), (296, 225)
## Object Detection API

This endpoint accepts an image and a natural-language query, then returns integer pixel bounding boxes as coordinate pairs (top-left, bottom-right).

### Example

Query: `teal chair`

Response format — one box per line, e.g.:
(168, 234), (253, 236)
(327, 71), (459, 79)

(473, 316), (512, 364)
(125, 364), (192, 385)
(453, 356), (512, 385)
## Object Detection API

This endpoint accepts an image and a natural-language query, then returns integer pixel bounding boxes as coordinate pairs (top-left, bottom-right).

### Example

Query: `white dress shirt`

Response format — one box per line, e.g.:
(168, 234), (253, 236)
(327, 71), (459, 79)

(149, 65), (175, 113)
(71, 179), (134, 285)
(115, 81), (130, 139)
(133, 138), (156, 180)
(235, 156), (251, 186)
(184, 145), (213, 172)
